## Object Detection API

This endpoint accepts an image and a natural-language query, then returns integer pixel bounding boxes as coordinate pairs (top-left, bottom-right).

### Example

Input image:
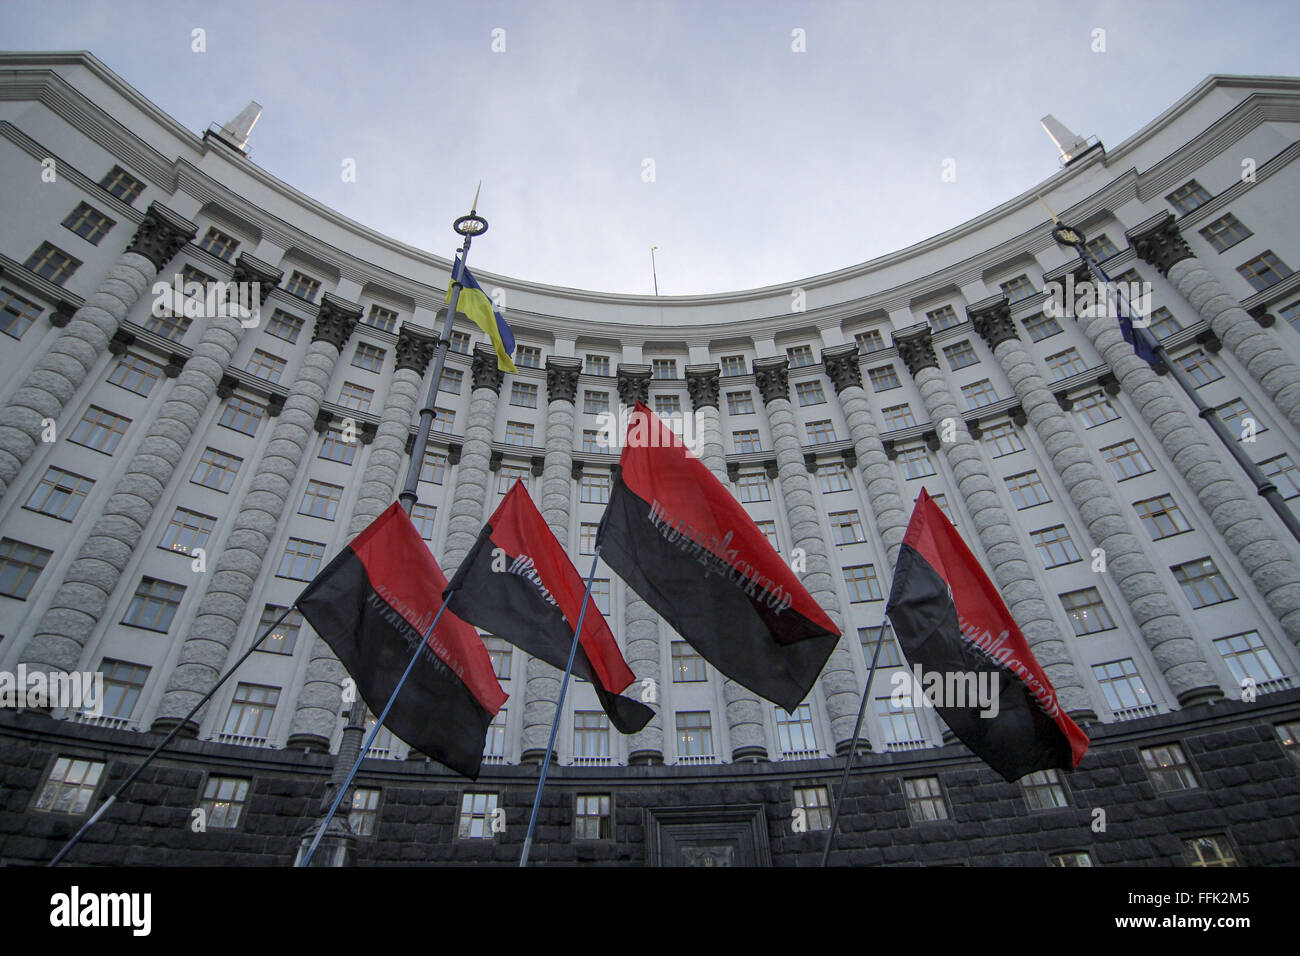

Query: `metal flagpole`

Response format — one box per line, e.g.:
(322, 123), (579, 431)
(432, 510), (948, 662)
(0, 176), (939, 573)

(47, 604), (298, 867)
(820, 620), (888, 866)
(650, 245), (659, 296)
(518, 549), (602, 867)
(1051, 221), (1300, 544)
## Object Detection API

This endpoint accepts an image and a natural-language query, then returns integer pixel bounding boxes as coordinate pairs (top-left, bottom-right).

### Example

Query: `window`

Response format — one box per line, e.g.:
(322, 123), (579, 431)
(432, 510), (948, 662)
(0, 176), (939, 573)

(448, 330), (471, 354)
(319, 428), (356, 465)
(787, 345), (815, 368)
(1183, 835), (1237, 867)
(868, 365), (900, 392)
(1260, 454), (1300, 499)
(849, 329), (882, 354)
(1141, 743), (1198, 792)
(581, 473), (610, 503)
(483, 637), (511, 680)
(585, 354), (610, 376)
(1022, 313), (1062, 342)
(795, 380), (826, 406)
(338, 382), (374, 412)
(107, 353), (163, 396)
(817, 462), (852, 493)
(440, 368), (463, 394)
(904, 776), (949, 822)
(926, 304), (960, 331)
(1216, 398), (1262, 438)
(1, 288), (42, 339)
(1092, 658), (1152, 714)
(457, 792), (499, 838)
(431, 408), (456, 434)
(1134, 495), (1190, 539)
(510, 382), (539, 408)
(983, 422), (1024, 456)
(1045, 348), (1088, 380)
(582, 429), (607, 453)
(943, 341), (978, 370)
(1275, 722), (1300, 763)
(123, 577), (185, 631)
(1169, 557), (1233, 609)
(1031, 525), (1080, 567)
(278, 538), (326, 580)
(200, 776), (251, 829)
(1147, 307), (1182, 339)
(1215, 631), (1283, 686)
(1175, 349), (1222, 386)
(516, 345), (542, 369)
(25, 467), (93, 521)
(671, 641), (707, 682)
(999, 275), (1035, 303)
(504, 421), (535, 446)
(497, 465), (529, 496)
(1198, 214), (1251, 253)
(930, 493), (956, 525)
(257, 605), (301, 655)
(62, 202), (114, 244)
(285, 270), (321, 302)
(573, 711), (610, 761)
(1022, 769), (1069, 809)
(349, 788), (380, 837)
(755, 520), (780, 550)
(1282, 301), (1300, 332)
(961, 379), (998, 409)
(1101, 440), (1153, 480)
(1006, 470), (1051, 509)
(720, 355), (747, 377)
(1085, 234), (1119, 261)
(98, 659), (150, 720)
(1073, 391), (1119, 428)
(860, 625), (903, 668)
(727, 391), (755, 415)
(142, 309), (191, 342)
(651, 358), (678, 380)
(266, 309), (304, 343)
(300, 479), (344, 520)
(584, 390), (610, 415)
(352, 342), (386, 372)
(806, 420), (836, 444)
(69, 406), (130, 454)
(676, 712), (713, 759)
(1051, 852), (1094, 867)
(1237, 250), (1293, 291)
(35, 757), (104, 815)
(198, 227), (238, 261)
(736, 472), (770, 502)
(876, 697), (924, 747)
(829, 510), (865, 545)
(578, 523), (599, 556)
(221, 683), (279, 740)
(410, 503), (437, 540)
(365, 305), (398, 332)
(777, 704), (817, 756)
(733, 429), (762, 453)
(881, 403), (916, 430)
(654, 395), (681, 417)
(575, 794), (612, 839)
(219, 396), (264, 436)
(99, 165), (144, 203)
(898, 446), (934, 479)
(193, 447), (242, 492)
(844, 565), (882, 602)
(1166, 180), (1212, 215)
(0, 538), (52, 599)
(180, 263), (215, 292)
(160, 507), (216, 555)
(1060, 587), (1114, 635)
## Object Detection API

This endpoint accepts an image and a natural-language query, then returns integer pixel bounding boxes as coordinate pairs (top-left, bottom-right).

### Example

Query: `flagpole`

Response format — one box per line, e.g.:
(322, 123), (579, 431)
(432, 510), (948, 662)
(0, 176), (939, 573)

(46, 604), (298, 867)
(820, 621), (888, 867)
(1054, 225), (1300, 544)
(518, 549), (602, 867)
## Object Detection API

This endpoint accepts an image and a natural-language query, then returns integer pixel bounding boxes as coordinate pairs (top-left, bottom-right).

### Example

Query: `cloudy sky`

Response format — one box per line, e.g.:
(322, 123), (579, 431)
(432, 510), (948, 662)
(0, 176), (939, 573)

(5, 0), (1297, 294)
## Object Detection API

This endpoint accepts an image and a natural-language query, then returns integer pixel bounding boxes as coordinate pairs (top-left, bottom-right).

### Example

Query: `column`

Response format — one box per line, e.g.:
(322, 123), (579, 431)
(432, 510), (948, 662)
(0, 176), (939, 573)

(753, 357), (862, 752)
(893, 327), (1092, 718)
(20, 254), (282, 677)
(288, 323), (438, 748)
(688, 364), (767, 761)
(152, 293), (363, 734)
(1127, 212), (1300, 432)
(0, 202), (196, 500)
(439, 344), (502, 571)
(1072, 294), (1300, 649)
(969, 297), (1221, 706)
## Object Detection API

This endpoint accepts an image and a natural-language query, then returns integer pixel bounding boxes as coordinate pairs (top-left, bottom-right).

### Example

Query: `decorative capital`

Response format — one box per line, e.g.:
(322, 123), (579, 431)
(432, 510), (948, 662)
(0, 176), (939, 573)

(125, 202), (198, 271)
(530, 455), (544, 478)
(164, 354), (185, 378)
(395, 324), (439, 375)
(821, 344), (862, 394)
(881, 439), (898, 461)
(314, 410), (332, 434)
(1097, 372), (1121, 397)
(726, 462), (740, 482)
(50, 304), (75, 328)
(489, 450), (503, 472)
(803, 452), (819, 474)
(471, 343), (505, 393)
(267, 393), (286, 417)
(231, 252), (283, 303)
(968, 296), (1018, 350)
(967, 419), (983, 439)
(1248, 305), (1276, 328)
(616, 364), (651, 407)
(1126, 211), (1193, 277)
(360, 421), (377, 445)
(893, 326), (938, 377)
(1055, 392), (1074, 411)
(447, 443), (462, 466)
(107, 329), (135, 355)
(685, 364), (721, 410)
(752, 357), (790, 405)
(763, 459), (779, 479)
(571, 460), (584, 481)
(1009, 405), (1028, 427)
(216, 375), (238, 400)
(923, 429), (941, 452)
(545, 356), (583, 404)
(841, 447), (857, 470)
(405, 433), (415, 456)
(311, 293), (363, 352)
(1196, 329), (1223, 354)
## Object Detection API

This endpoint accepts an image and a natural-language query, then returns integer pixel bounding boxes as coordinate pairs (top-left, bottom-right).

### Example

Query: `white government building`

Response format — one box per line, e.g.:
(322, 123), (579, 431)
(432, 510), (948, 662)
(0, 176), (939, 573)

(1, 53), (1299, 864)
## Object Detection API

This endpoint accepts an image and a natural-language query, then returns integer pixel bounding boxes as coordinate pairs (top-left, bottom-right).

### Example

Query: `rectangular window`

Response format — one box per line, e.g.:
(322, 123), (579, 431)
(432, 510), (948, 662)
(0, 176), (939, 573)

(1022, 313), (1062, 341)
(898, 446), (934, 479)
(338, 382), (374, 412)
(200, 776), (251, 829)
(1199, 214), (1252, 253)
(1215, 631), (1283, 686)
(931, 493), (956, 525)
(671, 641), (707, 682)
(876, 696), (924, 747)
(943, 341), (978, 370)
(351, 342), (386, 372)
(999, 275), (1036, 303)
(1171, 557), (1234, 608)
(1022, 769), (1069, 809)
(457, 792), (499, 839)
(787, 345), (815, 368)
(1060, 587), (1115, 635)
(410, 503), (437, 540)
(221, 683), (279, 740)
(123, 577), (185, 632)
(573, 711), (610, 761)
(349, 787), (381, 837)
(654, 395), (681, 417)
(926, 304), (961, 330)
(193, 447), (242, 492)
(108, 353), (163, 396)
(285, 270), (321, 302)
(439, 368), (463, 395)
(755, 520), (780, 550)
(1183, 835), (1237, 867)
(1259, 454), (1300, 499)
(1101, 440), (1153, 481)
(581, 429), (608, 453)
(829, 510), (865, 545)
(1050, 852), (1094, 867)
(504, 421), (535, 446)
(1216, 398), (1263, 438)
(855, 330), (885, 353)
(516, 345), (542, 369)
(1045, 348), (1088, 380)
(575, 794), (612, 839)
(806, 420), (836, 444)
(737, 472), (770, 502)
(0, 538), (53, 599)
(1073, 391), (1119, 428)
(1085, 234), (1119, 261)
(497, 465), (529, 495)
(35, 757), (105, 815)
(198, 227), (239, 261)
(1, 288), (42, 339)
(99, 165), (144, 203)
(97, 659), (150, 720)
(881, 403), (916, 430)
(510, 382), (539, 408)
(142, 309), (192, 342)
(25, 466), (94, 521)
(676, 712), (714, 759)
(733, 429), (761, 453)
(860, 625), (903, 668)
(579, 523), (599, 555)
(1092, 658), (1152, 714)
(257, 605), (302, 655)
(983, 422), (1024, 456)
(777, 704), (817, 756)
(160, 507), (216, 555)
(1141, 743), (1198, 792)
(1238, 250), (1294, 291)
(843, 564), (882, 602)
(278, 538), (326, 580)
(1031, 525), (1081, 568)
(300, 479), (344, 520)
(727, 391), (755, 415)
(1175, 349), (1222, 386)
(817, 462), (852, 493)
(651, 358), (678, 380)
(585, 354), (610, 376)
(366, 305), (398, 332)
(720, 355), (747, 377)
(904, 776), (949, 822)
(266, 310), (304, 343)
(448, 331), (471, 354)
(1281, 301), (1300, 332)
(431, 407), (456, 434)
(581, 474), (611, 503)
(1147, 307), (1183, 339)
(584, 390), (610, 415)
(1134, 494), (1190, 539)
(319, 428), (357, 465)
(1166, 180), (1212, 215)
(868, 365), (901, 392)
(61, 202), (115, 244)
(219, 396), (264, 436)
(482, 636), (512, 680)
(795, 380), (826, 406)
(69, 406), (131, 454)
(961, 379), (999, 409)
(1006, 470), (1051, 508)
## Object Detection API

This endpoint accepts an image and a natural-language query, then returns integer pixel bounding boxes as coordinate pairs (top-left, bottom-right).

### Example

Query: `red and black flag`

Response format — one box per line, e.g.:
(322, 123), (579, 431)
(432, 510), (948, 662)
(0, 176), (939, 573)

(596, 402), (839, 713)
(885, 489), (1089, 782)
(444, 481), (653, 734)
(296, 502), (507, 780)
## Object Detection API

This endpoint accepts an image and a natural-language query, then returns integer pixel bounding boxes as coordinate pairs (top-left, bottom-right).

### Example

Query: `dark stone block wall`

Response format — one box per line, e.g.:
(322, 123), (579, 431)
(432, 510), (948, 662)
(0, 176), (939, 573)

(2, 690), (1297, 866)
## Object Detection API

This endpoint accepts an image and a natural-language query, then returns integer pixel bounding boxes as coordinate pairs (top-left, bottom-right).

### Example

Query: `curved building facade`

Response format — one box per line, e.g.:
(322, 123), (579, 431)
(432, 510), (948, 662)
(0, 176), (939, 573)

(1, 53), (1298, 866)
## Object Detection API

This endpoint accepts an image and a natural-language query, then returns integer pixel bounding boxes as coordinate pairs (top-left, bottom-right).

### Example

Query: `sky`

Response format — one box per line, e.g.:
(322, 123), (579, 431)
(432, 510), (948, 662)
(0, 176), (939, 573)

(3, 0), (1298, 295)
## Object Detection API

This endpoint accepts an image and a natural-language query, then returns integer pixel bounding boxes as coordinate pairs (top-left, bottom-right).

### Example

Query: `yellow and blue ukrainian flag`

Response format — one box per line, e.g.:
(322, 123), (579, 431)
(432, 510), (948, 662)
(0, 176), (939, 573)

(448, 257), (517, 373)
